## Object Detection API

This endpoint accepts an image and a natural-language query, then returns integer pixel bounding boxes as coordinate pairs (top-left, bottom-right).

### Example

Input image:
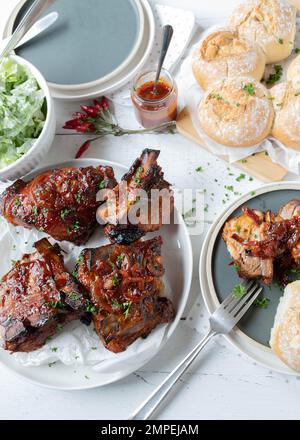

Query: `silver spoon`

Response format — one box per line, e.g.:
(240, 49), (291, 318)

(153, 24), (174, 94)
(0, 0), (56, 60)
(0, 12), (58, 53)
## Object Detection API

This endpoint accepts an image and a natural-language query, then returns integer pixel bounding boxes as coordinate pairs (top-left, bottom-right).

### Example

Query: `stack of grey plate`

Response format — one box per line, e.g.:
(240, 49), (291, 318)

(4, 0), (155, 100)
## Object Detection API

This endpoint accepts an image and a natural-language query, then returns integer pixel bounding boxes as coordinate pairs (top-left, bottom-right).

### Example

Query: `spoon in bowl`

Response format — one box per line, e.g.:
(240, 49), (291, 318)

(153, 25), (174, 95)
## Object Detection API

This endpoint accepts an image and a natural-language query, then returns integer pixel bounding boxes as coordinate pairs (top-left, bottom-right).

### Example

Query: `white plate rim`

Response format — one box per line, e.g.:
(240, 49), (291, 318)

(199, 181), (300, 376)
(3, 0), (155, 100)
(4, 0), (146, 91)
(48, 0), (155, 100)
(0, 157), (193, 390)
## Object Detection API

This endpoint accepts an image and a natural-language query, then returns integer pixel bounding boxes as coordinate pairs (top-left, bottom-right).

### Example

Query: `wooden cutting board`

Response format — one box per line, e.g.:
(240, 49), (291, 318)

(176, 107), (287, 182)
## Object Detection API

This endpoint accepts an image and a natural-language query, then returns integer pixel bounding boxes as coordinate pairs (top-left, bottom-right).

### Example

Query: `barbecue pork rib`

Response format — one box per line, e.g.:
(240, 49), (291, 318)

(76, 236), (175, 353)
(98, 149), (174, 244)
(0, 239), (89, 353)
(223, 201), (300, 285)
(0, 166), (117, 245)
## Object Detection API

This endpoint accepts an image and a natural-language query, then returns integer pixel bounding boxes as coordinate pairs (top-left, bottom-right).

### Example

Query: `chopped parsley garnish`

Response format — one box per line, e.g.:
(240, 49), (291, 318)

(204, 204), (209, 213)
(278, 38), (284, 45)
(295, 91), (300, 97)
(236, 173), (246, 182)
(77, 254), (84, 264)
(290, 268), (300, 280)
(232, 283), (247, 299)
(14, 198), (21, 207)
(196, 166), (203, 172)
(32, 206), (38, 216)
(47, 300), (65, 310)
(265, 65), (283, 85)
(295, 48), (300, 54)
(116, 254), (125, 267)
(210, 93), (223, 100)
(73, 220), (80, 231)
(85, 301), (96, 314)
(98, 180), (106, 190)
(236, 224), (241, 233)
(233, 263), (241, 270)
(250, 191), (256, 196)
(51, 347), (58, 353)
(243, 83), (255, 96)
(254, 297), (270, 309)
(134, 166), (144, 184)
(11, 259), (17, 266)
(122, 301), (132, 319)
(61, 208), (70, 220)
(72, 270), (78, 278)
(75, 191), (82, 203)
(69, 292), (81, 301)
(111, 299), (122, 309)
(48, 362), (57, 368)
(225, 185), (234, 192)
(112, 273), (120, 287)
(43, 208), (49, 214)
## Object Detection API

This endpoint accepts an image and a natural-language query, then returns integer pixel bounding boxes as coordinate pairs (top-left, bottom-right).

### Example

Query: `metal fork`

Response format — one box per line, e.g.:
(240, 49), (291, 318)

(129, 280), (262, 420)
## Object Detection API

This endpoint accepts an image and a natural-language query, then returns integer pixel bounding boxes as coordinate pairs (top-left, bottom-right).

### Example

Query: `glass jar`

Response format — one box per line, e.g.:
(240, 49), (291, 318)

(131, 68), (178, 128)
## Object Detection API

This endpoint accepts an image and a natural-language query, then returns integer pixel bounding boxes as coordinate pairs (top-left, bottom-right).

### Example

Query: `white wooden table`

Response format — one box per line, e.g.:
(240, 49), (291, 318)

(1, 0), (300, 421)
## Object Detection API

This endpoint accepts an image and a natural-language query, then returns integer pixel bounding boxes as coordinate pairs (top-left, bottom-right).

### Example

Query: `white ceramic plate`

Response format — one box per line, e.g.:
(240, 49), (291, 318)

(0, 158), (193, 390)
(200, 182), (300, 376)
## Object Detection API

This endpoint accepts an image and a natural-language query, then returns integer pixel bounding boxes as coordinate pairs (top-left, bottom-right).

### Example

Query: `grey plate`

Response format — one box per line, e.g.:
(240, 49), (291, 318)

(212, 188), (300, 347)
(13, 0), (141, 85)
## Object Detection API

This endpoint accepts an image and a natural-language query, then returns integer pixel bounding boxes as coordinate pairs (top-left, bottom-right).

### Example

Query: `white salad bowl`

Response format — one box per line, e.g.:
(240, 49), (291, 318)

(0, 55), (55, 182)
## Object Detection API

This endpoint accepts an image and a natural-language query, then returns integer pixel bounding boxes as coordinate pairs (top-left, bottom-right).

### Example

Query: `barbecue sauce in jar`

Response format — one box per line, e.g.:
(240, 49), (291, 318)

(131, 69), (178, 128)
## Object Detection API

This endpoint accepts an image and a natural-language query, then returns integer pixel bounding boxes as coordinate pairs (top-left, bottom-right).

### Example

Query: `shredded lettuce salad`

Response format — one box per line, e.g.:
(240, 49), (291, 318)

(0, 57), (46, 169)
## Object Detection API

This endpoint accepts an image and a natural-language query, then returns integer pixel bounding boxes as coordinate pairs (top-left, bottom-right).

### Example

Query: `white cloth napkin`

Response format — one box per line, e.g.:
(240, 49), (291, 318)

(109, 3), (195, 106)
(176, 18), (300, 174)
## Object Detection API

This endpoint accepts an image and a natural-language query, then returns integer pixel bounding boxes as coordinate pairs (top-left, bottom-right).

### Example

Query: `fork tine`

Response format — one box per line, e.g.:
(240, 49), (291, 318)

(221, 280), (254, 309)
(233, 286), (263, 322)
(228, 281), (258, 315)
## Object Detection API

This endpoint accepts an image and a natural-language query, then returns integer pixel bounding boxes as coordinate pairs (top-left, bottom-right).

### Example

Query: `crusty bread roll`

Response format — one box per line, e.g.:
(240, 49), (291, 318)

(271, 81), (300, 150)
(198, 77), (274, 147)
(229, 0), (296, 64)
(192, 28), (266, 90)
(287, 54), (300, 89)
(270, 281), (300, 372)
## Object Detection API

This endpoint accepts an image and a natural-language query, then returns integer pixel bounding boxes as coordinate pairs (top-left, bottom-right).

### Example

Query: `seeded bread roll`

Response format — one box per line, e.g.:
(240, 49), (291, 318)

(198, 77), (274, 147)
(270, 281), (300, 373)
(271, 81), (300, 150)
(229, 0), (296, 64)
(192, 28), (266, 90)
(287, 54), (300, 89)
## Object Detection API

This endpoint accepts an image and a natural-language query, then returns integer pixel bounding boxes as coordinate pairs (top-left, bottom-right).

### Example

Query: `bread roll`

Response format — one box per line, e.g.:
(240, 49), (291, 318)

(192, 28), (266, 90)
(198, 77), (274, 147)
(229, 0), (296, 64)
(287, 54), (300, 89)
(271, 81), (300, 150)
(270, 281), (300, 372)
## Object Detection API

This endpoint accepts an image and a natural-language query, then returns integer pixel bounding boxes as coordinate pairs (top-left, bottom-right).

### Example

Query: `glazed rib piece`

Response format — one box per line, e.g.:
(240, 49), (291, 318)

(0, 166), (117, 245)
(98, 149), (174, 244)
(0, 239), (89, 353)
(222, 207), (274, 284)
(223, 201), (300, 285)
(76, 236), (175, 353)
